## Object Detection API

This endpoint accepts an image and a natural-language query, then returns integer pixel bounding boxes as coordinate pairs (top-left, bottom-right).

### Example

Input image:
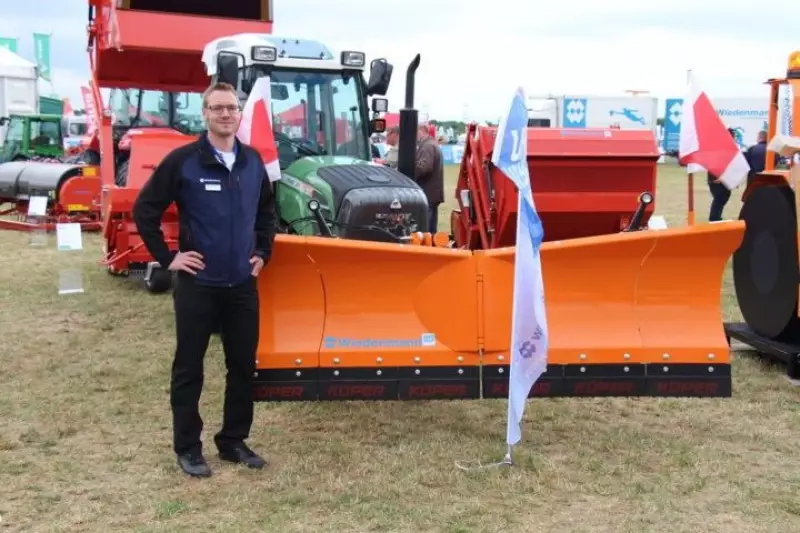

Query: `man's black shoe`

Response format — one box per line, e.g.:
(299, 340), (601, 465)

(176, 451), (212, 478)
(217, 442), (266, 469)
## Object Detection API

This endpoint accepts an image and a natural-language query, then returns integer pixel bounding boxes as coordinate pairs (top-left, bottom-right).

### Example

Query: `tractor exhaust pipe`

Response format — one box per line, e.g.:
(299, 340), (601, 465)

(397, 54), (421, 180)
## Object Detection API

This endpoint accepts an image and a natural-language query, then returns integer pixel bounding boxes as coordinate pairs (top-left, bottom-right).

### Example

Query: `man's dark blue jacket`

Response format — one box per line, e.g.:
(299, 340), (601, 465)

(744, 140), (778, 175)
(132, 132), (278, 287)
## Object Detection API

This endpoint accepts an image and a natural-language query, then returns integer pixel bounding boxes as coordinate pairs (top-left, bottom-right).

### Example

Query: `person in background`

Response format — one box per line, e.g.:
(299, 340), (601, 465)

(744, 130), (780, 182)
(414, 123), (444, 233)
(707, 128), (738, 222)
(133, 82), (278, 479)
(384, 125), (399, 168)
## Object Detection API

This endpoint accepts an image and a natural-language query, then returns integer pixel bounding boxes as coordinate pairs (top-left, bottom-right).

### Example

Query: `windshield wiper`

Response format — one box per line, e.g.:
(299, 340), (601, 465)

(278, 132), (323, 156)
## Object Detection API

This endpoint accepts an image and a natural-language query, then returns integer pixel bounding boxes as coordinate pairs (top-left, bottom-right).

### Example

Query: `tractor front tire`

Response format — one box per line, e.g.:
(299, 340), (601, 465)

(145, 267), (173, 293)
(115, 160), (129, 187)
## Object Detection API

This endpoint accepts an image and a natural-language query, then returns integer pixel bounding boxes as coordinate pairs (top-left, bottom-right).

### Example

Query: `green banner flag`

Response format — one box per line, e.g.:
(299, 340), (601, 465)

(33, 32), (51, 81)
(0, 37), (17, 53)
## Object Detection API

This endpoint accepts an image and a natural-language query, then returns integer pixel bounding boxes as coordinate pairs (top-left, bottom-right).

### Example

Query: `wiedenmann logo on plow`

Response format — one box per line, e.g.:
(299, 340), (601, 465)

(323, 333), (437, 349)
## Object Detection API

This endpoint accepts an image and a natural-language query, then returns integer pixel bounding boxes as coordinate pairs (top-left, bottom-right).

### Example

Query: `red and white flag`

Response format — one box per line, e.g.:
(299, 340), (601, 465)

(679, 71), (750, 189)
(80, 85), (97, 137)
(237, 77), (281, 182)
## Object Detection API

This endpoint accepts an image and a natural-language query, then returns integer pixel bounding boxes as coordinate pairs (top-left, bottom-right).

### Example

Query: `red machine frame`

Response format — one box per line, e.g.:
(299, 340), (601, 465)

(84, 0), (273, 281)
(451, 124), (661, 249)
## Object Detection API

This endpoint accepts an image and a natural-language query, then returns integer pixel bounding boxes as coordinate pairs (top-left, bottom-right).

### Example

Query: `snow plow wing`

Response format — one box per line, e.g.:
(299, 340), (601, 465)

(253, 220), (745, 401)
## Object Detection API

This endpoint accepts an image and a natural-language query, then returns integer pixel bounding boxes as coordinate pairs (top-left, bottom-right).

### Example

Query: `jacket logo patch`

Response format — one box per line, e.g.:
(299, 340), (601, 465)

(200, 177), (222, 192)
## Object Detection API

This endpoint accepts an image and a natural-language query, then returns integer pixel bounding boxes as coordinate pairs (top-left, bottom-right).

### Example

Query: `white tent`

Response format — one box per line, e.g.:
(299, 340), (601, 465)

(0, 46), (37, 79)
(0, 47), (39, 144)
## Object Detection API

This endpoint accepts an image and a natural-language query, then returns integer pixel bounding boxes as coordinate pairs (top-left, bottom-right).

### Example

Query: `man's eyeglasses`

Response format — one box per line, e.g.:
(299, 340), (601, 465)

(206, 105), (241, 114)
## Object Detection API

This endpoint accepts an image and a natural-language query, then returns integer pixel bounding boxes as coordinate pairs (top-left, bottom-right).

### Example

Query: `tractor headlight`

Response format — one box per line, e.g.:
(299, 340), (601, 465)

(308, 199), (320, 211)
(252, 46), (277, 62)
(341, 51), (365, 67)
(639, 192), (653, 205)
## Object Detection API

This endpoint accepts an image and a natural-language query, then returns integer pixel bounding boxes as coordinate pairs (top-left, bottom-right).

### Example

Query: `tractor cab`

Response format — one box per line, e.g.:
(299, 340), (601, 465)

(105, 88), (206, 185)
(202, 35), (392, 170)
(199, 34), (431, 243)
(0, 114), (64, 163)
(108, 89), (206, 137)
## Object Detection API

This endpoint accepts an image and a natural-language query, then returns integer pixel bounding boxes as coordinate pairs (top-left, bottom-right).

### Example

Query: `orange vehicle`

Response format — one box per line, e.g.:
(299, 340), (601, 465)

(193, 41), (748, 400)
(726, 50), (800, 379)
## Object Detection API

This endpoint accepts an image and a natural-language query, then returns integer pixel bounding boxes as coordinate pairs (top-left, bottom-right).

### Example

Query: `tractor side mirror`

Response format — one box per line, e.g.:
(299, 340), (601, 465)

(366, 59), (393, 96)
(216, 51), (244, 88)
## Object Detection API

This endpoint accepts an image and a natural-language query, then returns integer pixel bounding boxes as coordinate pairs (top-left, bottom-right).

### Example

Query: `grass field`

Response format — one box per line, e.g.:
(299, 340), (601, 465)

(1, 162), (799, 533)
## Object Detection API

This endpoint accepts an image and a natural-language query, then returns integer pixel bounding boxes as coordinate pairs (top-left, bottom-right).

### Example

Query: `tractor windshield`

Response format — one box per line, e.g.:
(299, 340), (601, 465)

(108, 89), (205, 135)
(30, 118), (61, 149)
(244, 67), (370, 167)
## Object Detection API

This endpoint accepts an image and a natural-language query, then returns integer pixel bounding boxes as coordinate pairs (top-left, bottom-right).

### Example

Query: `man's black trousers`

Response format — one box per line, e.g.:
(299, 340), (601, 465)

(170, 272), (259, 455)
(708, 180), (731, 222)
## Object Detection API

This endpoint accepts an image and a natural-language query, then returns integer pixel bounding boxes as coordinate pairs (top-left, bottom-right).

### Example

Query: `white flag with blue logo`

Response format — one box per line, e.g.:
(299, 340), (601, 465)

(491, 87), (549, 447)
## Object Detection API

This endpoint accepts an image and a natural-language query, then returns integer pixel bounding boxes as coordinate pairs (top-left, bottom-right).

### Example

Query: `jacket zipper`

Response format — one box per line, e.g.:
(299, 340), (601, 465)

(213, 153), (235, 288)
(227, 160), (234, 287)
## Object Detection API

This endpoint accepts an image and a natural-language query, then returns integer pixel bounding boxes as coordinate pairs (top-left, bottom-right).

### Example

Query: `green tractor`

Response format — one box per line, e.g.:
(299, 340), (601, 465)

(0, 114), (64, 163)
(202, 34), (430, 243)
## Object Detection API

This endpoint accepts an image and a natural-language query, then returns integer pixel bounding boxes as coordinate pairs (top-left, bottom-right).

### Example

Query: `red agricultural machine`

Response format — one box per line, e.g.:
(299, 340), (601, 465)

(69, 1), (748, 401)
(85, 0), (274, 291)
(0, 161), (102, 232)
(451, 125), (660, 249)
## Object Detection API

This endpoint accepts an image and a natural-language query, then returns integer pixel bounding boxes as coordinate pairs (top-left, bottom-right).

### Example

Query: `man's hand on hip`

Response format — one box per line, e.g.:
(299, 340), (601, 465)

(168, 251), (205, 275)
(250, 255), (265, 277)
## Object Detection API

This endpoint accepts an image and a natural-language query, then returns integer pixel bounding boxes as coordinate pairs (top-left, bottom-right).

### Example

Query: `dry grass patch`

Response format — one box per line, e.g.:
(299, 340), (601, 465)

(0, 163), (798, 533)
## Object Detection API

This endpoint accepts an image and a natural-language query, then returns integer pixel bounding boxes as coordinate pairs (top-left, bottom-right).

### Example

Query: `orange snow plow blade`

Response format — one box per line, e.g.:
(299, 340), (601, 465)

(254, 220), (745, 401)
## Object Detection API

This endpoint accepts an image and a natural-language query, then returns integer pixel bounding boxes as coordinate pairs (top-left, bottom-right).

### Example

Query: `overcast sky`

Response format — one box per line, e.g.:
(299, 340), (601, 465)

(0, 0), (796, 121)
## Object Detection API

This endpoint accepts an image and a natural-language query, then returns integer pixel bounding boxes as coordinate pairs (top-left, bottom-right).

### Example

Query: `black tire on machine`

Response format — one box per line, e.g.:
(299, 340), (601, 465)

(733, 184), (800, 342)
(116, 160), (129, 187)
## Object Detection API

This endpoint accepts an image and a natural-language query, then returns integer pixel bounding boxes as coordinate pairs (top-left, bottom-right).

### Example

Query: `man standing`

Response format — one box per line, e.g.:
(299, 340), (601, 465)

(384, 125), (399, 168)
(414, 123), (444, 233)
(707, 128), (738, 222)
(133, 82), (278, 478)
(744, 130), (779, 181)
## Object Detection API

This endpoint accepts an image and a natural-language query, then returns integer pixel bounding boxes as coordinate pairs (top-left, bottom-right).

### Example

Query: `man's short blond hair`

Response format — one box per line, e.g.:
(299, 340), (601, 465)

(202, 82), (238, 107)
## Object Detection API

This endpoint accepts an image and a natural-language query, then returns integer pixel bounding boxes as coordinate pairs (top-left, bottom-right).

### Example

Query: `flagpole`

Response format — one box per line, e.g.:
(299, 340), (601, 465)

(502, 444), (513, 465)
(686, 69), (695, 226)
